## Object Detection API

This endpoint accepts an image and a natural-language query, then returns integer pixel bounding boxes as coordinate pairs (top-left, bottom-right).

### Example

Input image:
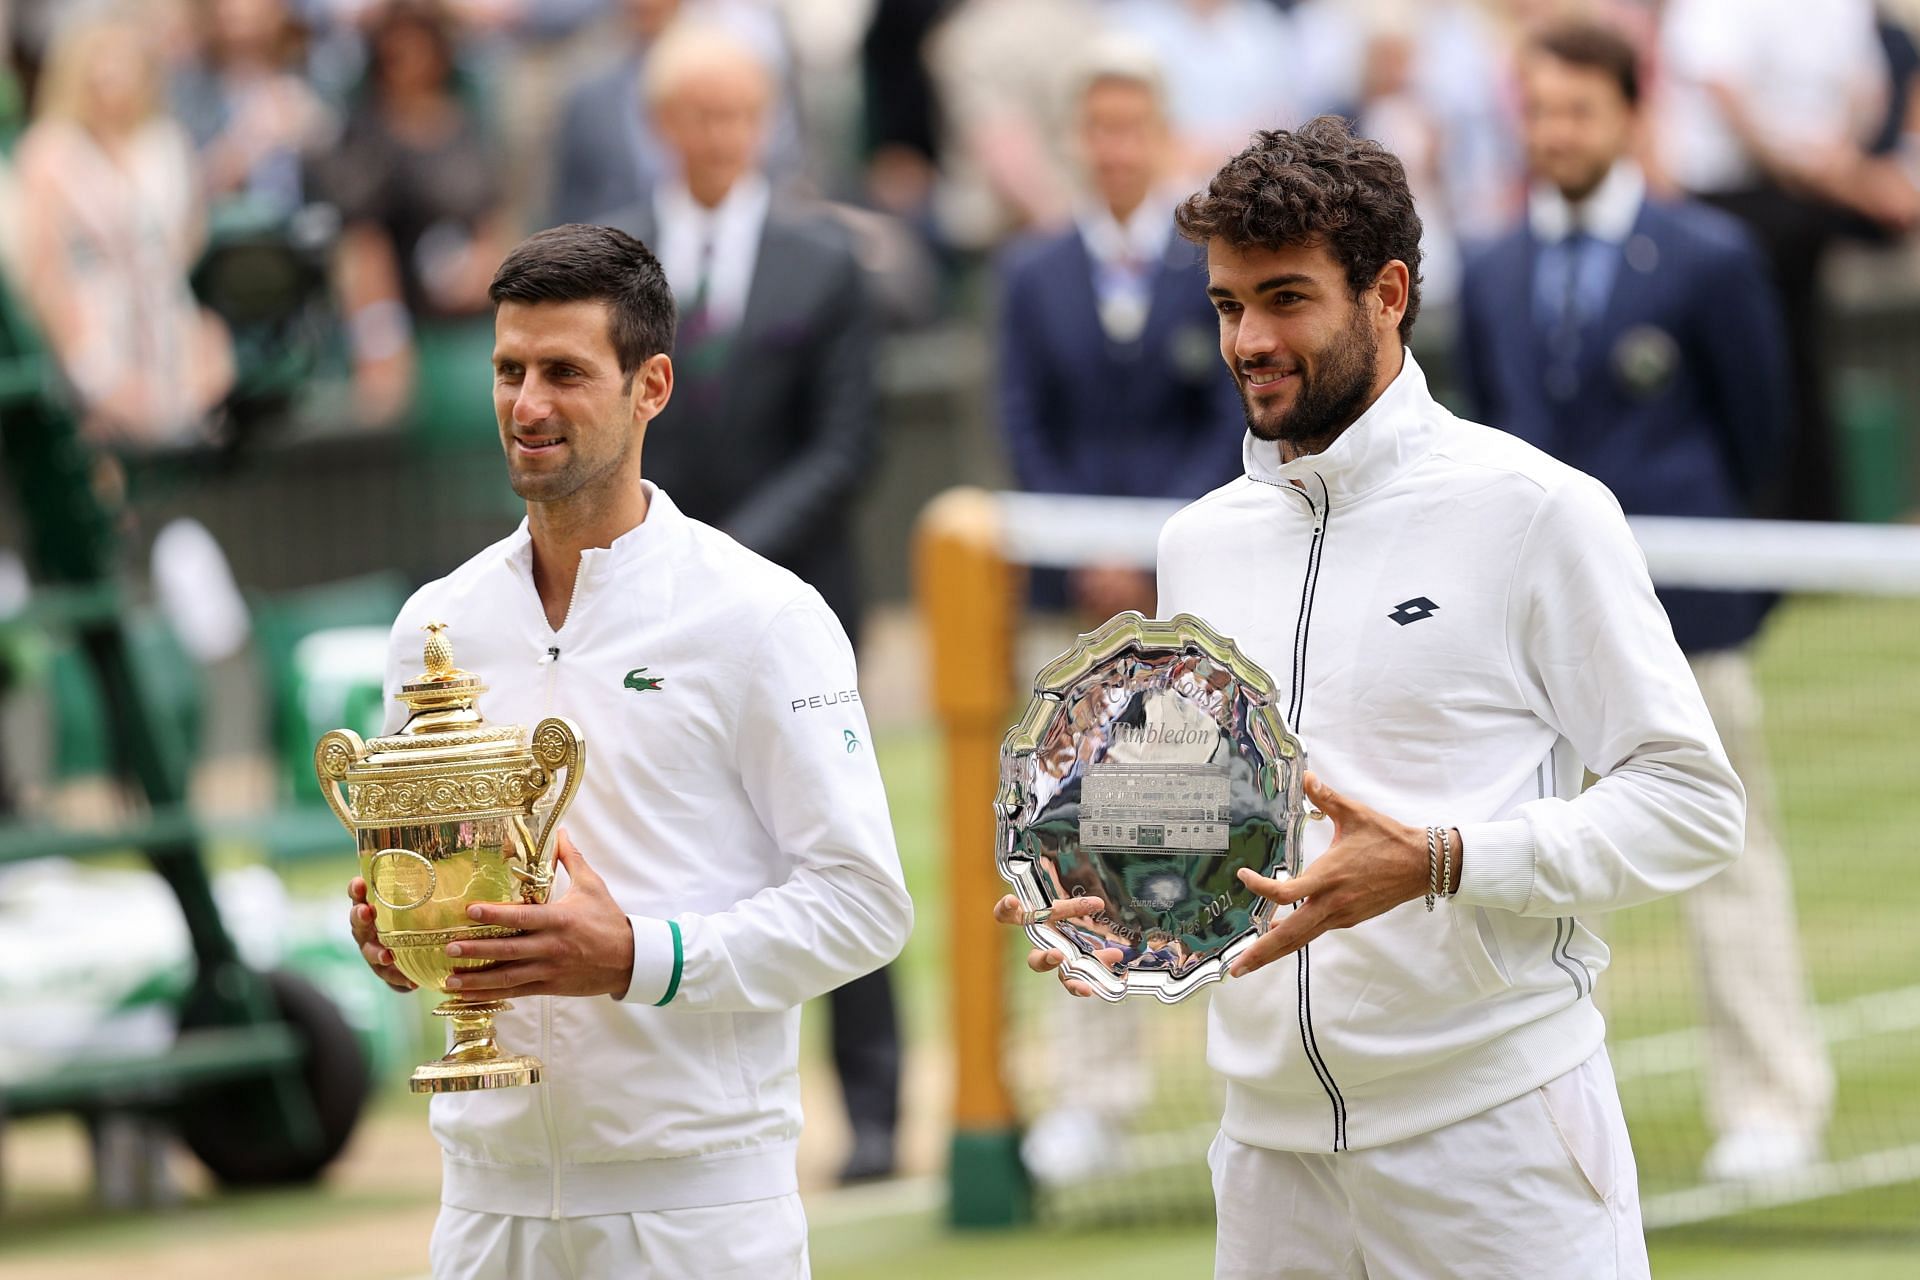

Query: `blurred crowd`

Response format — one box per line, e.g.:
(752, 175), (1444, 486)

(0, 0), (1912, 459)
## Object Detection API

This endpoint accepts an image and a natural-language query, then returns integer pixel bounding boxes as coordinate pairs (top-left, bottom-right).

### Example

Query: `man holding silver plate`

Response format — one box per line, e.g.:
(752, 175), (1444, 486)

(996, 117), (1744, 1279)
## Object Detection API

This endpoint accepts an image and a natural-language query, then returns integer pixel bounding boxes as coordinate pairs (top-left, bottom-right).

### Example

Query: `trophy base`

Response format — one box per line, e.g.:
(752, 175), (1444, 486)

(409, 1053), (543, 1093)
(407, 997), (543, 1092)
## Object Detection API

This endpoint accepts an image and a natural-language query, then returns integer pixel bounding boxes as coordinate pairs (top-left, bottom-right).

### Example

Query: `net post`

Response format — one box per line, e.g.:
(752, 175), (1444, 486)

(914, 486), (1031, 1228)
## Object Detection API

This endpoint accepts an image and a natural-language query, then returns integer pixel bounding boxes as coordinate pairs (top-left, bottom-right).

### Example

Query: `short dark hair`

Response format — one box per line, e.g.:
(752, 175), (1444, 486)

(488, 224), (677, 378)
(1530, 19), (1641, 107)
(1175, 116), (1425, 340)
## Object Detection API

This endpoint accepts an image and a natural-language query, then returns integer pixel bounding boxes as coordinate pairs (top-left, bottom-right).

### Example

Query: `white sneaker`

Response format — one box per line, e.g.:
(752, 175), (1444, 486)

(1702, 1127), (1819, 1182)
(1021, 1107), (1126, 1187)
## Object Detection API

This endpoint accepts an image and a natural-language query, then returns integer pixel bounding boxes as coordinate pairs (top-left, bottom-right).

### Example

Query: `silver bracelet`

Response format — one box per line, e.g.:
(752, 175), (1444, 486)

(1425, 826), (1440, 912)
(1442, 828), (1455, 899)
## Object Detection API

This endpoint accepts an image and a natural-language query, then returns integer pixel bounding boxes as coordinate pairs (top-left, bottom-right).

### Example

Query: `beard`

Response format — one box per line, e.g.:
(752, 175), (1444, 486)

(503, 418), (632, 505)
(508, 464), (582, 503)
(1544, 153), (1614, 205)
(1238, 304), (1379, 453)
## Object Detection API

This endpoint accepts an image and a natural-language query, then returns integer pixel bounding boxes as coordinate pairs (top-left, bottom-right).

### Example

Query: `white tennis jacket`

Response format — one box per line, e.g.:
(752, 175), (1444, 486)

(1157, 353), (1744, 1153)
(380, 485), (911, 1216)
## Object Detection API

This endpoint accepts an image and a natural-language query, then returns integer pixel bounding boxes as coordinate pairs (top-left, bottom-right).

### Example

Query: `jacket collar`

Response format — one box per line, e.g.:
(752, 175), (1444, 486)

(505, 480), (688, 584)
(1074, 190), (1177, 271)
(1528, 160), (1646, 246)
(1241, 350), (1443, 507)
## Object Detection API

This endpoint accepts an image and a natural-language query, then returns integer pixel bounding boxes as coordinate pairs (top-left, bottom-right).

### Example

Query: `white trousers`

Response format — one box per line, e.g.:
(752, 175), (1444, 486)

(1211, 1050), (1650, 1280)
(1683, 650), (1832, 1142)
(429, 1194), (809, 1280)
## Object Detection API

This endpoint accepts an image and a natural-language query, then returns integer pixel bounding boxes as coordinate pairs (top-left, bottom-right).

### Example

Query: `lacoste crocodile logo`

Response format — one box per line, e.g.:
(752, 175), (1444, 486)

(623, 668), (666, 692)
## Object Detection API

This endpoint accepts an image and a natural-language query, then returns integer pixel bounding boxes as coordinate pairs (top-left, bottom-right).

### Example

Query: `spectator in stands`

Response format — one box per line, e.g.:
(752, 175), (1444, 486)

(6, 7), (234, 447)
(1354, 14), (1459, 305)
(1457, 18), (1834, 1184)
(173, 0), (332, 215)
(601, 22), (901, 1184)
(1657, 0), (1915, 520)
(1353, 0), (1524, 307)
(1108, 0), (1300, 172)
(1867, 4), (1920, 213)
(859, 0), (947, 229)
(313, 0), (513, 427)
(1880, 6), (1920, 126)
(545, 0), (801, 227)
(425, 1), (625, 235)
(997, 38), (1243, 623)
(923, 0), (1093, 249)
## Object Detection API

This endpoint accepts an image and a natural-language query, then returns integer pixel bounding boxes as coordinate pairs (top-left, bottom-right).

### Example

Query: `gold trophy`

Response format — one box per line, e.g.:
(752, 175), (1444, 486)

(315, 622), (585, 1091)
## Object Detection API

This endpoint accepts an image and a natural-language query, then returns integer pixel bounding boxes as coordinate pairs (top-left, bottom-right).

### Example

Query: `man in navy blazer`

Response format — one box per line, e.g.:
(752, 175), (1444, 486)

(997, 40), (1244, 621)
(1457, 19), (1832, 1185)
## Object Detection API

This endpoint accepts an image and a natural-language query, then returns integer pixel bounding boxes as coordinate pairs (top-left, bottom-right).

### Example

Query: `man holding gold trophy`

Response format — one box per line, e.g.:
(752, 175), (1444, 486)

(335, 224), (911, 1278)
(997, 118), (1745, 1278)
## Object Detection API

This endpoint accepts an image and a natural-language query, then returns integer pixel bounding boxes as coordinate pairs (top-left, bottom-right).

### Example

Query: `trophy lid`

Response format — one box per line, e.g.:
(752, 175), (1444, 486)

(366, 622), (521, 759)
(399, 621), (487, 712)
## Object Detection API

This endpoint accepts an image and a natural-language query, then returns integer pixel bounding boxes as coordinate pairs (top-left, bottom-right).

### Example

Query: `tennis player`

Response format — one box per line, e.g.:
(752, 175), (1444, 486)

(349, 223), (911, 1278)
(997, 117), (1744, 1278)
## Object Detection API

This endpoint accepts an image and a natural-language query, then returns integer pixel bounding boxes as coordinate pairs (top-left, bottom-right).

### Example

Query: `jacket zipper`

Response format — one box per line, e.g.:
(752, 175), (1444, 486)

(1277, 475), (1348, 1152)
(532, 547), (589, 652)
(533, 569), (578, 1219)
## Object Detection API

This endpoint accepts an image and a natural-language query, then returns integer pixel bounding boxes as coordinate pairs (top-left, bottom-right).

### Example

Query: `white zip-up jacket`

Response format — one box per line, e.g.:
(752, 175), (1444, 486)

(1157, 354), (1744, 1154)
(379, 485), (912, 1216)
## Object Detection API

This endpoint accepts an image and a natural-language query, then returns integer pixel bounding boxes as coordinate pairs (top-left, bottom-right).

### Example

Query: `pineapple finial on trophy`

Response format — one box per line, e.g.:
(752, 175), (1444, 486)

(423, 621), (457, 680)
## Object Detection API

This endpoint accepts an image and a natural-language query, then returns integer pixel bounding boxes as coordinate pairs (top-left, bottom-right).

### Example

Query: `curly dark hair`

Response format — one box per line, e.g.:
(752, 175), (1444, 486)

(1175, 116), (1424, 340)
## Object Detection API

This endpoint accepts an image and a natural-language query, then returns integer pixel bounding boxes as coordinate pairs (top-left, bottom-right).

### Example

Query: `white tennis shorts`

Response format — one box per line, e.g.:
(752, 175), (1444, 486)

(1211, 1048), (1651, 1279)
(429, 1191), (809, 1280)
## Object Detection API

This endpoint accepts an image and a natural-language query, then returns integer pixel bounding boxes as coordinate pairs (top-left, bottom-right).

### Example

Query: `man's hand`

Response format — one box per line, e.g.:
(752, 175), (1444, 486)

(991, 894), (1124, 998)
(349, 876), (417, 992)
(1228, 772), (1448, 979)
(1071, 564), (1155, 624)
(443, 830), (638, 999)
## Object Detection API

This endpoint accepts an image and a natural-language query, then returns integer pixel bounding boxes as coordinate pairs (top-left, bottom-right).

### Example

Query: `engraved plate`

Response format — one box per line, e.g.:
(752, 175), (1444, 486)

(998, 612), (1306, 1003)
(370, 847), (436, 910)
(1082, 764), (1231, 853)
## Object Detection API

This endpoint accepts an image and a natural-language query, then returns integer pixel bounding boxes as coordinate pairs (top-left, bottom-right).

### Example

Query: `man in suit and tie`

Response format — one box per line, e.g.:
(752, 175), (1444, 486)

(1457, 18), (1832, 1184)
(546, 0), (803, 227)
(997, 39), (1246, 624)
(599, 21), (902, 1184)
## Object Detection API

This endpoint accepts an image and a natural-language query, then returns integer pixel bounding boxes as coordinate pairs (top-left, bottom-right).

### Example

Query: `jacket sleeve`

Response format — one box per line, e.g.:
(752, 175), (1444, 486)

(1693, 229), (1791, 506)
(721, 243), (878, 561)
(1453, 475), (1746, 916)
(618, 592), (913, 1011)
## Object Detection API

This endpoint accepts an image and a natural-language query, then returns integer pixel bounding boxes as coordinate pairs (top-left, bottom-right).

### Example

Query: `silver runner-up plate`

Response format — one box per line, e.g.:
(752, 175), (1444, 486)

(997, 612), (1307, 1002)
